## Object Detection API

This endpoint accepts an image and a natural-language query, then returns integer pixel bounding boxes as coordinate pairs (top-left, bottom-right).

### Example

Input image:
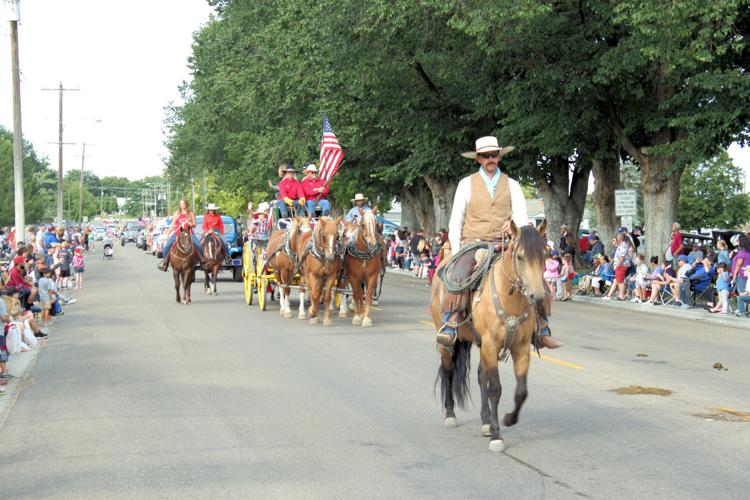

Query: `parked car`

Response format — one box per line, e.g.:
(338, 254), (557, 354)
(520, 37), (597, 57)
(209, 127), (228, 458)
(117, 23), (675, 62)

(194, 215), (244, 281)
(121, 223), (140, 245)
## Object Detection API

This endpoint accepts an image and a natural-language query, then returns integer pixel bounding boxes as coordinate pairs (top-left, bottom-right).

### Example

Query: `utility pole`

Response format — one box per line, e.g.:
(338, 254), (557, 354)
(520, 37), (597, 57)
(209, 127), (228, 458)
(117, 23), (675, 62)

(99, 187), (104, 215)
(202, 173), (207, 210)
(166, 182), (171, 216)
(8, 1), (25, 240)
(42, 82), (79, 226)
(191, 177), (196, 213)
(77, 142), (87, 223)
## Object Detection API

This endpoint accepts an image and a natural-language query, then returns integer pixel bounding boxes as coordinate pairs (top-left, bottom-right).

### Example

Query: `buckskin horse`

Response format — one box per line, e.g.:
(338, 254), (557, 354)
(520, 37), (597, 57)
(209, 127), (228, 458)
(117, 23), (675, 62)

(201, 230), (226, 295)
(169, 224), (197, 304)
(295, 216), (345, 326)
(341, 210), (384, 327)
(266, 217), (309, 319)
(430, 221), (548, 452)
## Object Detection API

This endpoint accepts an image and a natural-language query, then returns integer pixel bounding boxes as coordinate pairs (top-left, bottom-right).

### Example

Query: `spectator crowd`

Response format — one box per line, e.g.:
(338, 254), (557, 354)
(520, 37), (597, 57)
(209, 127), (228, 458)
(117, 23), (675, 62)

(0, 224), (87, 394)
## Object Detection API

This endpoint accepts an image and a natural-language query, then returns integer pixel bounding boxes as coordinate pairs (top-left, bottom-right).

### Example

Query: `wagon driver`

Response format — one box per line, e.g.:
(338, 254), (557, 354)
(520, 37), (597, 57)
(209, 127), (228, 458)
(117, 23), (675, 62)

(436, 136), (561, 349)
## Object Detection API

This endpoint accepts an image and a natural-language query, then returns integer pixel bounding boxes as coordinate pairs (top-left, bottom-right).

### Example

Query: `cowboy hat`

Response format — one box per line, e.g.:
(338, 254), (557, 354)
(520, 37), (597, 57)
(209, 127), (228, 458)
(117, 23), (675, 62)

(303, 163), (317, 173)
(460, 136), (515, 159)
(206, 203), (219, 211)
(351, 193), (368, 203)
(254, 201), (271, 214)
(283, 166), (297, 173)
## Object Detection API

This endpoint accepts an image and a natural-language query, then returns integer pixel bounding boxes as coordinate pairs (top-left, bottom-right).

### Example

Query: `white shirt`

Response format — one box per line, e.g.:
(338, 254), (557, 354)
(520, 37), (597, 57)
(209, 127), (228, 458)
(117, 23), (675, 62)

(448, 170), (528, 251)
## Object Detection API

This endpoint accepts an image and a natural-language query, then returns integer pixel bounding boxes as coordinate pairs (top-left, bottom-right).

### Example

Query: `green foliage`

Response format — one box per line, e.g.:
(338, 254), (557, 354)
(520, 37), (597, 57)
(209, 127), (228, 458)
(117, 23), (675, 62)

(0, 127), (52, 226)
(678, 152), (749, 230)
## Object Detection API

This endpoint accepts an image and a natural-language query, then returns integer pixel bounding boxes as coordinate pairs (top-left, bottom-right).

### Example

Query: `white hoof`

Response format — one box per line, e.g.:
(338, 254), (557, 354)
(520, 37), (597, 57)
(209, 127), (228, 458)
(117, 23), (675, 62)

(283, 310), (293, 319)
(323, 318), (333, 327)
(309, 317), (319, 325)
(481, 424), (491, 437)
(488, 439), (505, 452)
(444, 417), (457, 428)
(348, 302), (355, 312)
(362, 317), (372, 328)
(182, 300), (188, 305)
(372, 299), (379, 306)
(299, 312), (308, 320)
(338, 311), (348, 318)
(352, 315), (362, 326)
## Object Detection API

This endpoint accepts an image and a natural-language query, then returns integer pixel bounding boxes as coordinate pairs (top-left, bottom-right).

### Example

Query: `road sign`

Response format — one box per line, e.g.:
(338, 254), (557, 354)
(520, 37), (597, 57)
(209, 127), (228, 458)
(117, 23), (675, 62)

(620, 216), (633, 230)
(615, 189), (637, 216)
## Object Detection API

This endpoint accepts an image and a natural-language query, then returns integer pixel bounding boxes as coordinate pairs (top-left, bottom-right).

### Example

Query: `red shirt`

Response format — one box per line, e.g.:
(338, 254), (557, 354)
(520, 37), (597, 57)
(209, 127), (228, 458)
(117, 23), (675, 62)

(578, 235), (590, 252)
(8, 266), (31, 289)
(670, 232), (683, 255)
(278, 177), (304, 201)
(202, 213), (225, 235)
(301, 177), (329, 199)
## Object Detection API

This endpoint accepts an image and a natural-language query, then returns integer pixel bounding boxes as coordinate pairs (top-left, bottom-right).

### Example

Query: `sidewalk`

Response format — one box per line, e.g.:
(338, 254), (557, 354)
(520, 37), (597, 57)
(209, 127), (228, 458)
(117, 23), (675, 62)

(569, 294), (748, 330)
(0, 337), (44, 426)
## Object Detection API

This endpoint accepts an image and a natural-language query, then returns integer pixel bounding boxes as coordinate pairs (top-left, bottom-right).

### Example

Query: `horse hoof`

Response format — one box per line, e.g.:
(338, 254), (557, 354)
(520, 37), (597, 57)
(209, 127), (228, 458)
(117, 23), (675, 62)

(323, 318), (333, 327)
(444, 417), (457, 428)
(283, 311), (293, 319)
(182, 300), (188, 305)
(352, 316), (362, 326)
(348, 303), (355, 312)
(299, 313), (308, 320)
(372, 299), (379, 306)
(338, 312), (348, 318)
(362, 317), (372, 328)
(309, 317), (318, 325)
(503, 413), (518, 427)
(481, 424), (491, 436)
(488, 439), (505, 452)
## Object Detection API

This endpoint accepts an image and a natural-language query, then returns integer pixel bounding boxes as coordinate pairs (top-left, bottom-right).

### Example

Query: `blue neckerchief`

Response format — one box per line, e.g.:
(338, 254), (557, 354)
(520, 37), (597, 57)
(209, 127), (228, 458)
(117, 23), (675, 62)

(478, 167), (501, 197)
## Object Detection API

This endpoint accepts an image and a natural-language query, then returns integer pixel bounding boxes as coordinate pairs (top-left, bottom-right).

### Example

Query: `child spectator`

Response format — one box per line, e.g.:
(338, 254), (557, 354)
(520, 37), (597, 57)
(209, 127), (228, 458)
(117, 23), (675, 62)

(629, 254), (649, 303)
(544, 251), (560, 297)
(559, 253), (575, 301)
(709, 262), (731, 315)
(716, 240), (731, 268)
(37, 267), (57, 327)
(57, 242), (72, 289)
(72, 247), (85, 290)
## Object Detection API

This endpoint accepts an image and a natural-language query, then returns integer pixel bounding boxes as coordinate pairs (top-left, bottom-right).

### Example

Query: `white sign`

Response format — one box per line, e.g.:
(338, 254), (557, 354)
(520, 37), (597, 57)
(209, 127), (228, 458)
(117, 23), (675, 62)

(615, 189), (637, 216)
(620, 216), (633, 230)
(2, 0), (20, 21)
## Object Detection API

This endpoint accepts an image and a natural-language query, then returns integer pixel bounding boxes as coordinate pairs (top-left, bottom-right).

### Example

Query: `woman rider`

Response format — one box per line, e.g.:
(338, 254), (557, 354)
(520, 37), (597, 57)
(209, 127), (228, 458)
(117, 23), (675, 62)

(158, 199), (205, 271)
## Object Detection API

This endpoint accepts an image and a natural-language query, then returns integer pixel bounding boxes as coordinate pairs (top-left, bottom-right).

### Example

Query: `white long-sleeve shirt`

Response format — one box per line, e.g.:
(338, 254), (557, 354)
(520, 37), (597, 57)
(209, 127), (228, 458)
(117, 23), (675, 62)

(448, 172), (529, 251)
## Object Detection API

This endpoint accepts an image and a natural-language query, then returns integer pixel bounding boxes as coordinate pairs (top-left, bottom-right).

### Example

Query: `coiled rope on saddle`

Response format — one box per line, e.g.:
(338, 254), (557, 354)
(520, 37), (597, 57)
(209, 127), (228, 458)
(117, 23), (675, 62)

(438, 241), (495, 293)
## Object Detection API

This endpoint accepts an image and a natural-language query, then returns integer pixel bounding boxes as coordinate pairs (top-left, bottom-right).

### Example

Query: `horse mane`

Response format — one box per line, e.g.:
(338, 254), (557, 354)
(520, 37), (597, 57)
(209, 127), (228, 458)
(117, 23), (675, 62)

(516, 225), (546, 266)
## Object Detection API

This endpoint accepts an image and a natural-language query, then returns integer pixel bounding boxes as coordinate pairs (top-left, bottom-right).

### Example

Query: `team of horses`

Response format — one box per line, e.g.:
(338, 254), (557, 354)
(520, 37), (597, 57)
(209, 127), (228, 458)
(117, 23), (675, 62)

(162, 213), (550, 453)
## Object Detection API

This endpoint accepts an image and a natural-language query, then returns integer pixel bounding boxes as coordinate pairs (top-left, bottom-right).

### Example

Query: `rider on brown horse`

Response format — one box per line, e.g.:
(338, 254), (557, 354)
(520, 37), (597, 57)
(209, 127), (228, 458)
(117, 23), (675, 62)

(435, 136), (561, 350)
(202, 203), (229, 255)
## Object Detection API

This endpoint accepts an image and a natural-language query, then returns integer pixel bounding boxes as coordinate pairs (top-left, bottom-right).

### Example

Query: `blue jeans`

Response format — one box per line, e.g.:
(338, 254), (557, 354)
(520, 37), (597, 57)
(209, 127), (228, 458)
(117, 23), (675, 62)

(738, 294), (750, 314)
(305, 199), (331, 216)
(203, 230), (229, 255)
(276, 199), (306, 218)
(735, 275), (747, 294)
(163, 232), (204, 257)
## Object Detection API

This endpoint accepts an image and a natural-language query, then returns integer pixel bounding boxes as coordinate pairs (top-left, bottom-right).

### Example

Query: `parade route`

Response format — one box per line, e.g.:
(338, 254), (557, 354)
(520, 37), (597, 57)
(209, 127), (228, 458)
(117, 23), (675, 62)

(0, 246), (748, 499)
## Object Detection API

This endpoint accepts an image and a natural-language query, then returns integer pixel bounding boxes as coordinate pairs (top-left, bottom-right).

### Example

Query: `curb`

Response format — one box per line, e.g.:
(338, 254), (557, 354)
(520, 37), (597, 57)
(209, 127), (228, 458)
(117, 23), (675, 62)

(0, 338), (44, 429)
(571, 294), (748, 330)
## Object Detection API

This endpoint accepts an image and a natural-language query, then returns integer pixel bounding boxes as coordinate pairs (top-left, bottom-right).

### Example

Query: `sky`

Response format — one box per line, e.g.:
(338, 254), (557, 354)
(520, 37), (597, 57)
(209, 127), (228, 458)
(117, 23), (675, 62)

(0, 0), (213, 181)
(0, 1), (748, 187)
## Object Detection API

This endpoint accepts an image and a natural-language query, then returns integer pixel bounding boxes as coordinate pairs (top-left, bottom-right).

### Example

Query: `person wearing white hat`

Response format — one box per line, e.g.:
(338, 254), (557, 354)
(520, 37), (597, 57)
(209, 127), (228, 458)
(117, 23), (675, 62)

(201, 202), (229, 254)
(436, 135), (561, 350)
(276, 166), (307, 218)
(300, 163), (331, 216)
(346, 193), (372, 223)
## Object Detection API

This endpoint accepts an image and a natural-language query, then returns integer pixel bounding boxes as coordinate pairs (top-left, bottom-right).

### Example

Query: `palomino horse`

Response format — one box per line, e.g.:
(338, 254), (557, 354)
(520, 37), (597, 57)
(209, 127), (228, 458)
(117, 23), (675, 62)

(430, 221), (548, 452)
(202, 231), (226, 295)
(266, 217), (309, 319)
(296, 216), (345, 326)
(169, 226), (197, 304)
(342, 210), (384, 327)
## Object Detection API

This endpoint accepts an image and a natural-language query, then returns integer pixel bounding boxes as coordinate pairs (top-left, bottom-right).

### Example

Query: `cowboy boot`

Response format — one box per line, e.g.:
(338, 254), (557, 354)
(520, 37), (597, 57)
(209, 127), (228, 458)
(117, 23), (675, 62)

(539, 328), (563, 349)
(436, 311), (460, 347)
(157, 257), (169, 272)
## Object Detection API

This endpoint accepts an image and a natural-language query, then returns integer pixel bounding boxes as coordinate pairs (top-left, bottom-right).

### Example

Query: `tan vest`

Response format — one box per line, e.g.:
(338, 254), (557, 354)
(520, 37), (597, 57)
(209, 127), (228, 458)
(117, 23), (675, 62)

(462, 172), (511, 242)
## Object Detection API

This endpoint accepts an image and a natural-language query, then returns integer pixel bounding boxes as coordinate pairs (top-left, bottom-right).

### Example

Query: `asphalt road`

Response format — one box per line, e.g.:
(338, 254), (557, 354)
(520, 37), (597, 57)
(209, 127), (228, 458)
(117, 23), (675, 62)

(1, 244), (748, 499)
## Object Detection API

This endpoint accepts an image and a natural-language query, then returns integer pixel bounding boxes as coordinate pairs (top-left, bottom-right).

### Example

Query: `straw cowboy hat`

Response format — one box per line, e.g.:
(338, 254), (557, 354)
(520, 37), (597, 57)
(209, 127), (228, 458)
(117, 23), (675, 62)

(351, 193), (368, 203)
(206, 203), (220, 211)
(283, 165), (297, 173)
(303, 163), (317, 173)
(460, 136), (515, 159)
(254, 201), (271, 215)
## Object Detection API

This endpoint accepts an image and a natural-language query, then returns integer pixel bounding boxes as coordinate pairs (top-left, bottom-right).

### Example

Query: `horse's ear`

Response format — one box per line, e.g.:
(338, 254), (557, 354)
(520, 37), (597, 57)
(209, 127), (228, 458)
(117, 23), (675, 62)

(510, 220), (520, 239)
(372, 206), (378, 216)
(537, 219), (547, 237)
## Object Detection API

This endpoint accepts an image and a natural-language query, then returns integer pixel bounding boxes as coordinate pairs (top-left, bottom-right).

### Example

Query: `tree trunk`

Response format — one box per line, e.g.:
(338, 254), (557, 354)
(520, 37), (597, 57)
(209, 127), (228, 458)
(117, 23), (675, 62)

(537, 157), (592, 250)
(592, 156), (620, 247)
(424, 175), (456, 235)
(398, 187), (420, 229)
(400, 180), (435, 234)
(641, 157), (682, 259)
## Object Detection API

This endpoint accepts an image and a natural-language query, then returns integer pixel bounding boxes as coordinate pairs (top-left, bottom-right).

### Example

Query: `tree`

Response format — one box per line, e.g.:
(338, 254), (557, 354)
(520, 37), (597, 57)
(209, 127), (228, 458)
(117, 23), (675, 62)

(678, 152), (749, 231)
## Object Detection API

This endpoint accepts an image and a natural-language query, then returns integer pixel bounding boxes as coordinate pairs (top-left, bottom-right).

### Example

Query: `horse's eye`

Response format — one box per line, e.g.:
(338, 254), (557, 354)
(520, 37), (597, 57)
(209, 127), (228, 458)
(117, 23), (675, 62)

(516, 255), (523, 261)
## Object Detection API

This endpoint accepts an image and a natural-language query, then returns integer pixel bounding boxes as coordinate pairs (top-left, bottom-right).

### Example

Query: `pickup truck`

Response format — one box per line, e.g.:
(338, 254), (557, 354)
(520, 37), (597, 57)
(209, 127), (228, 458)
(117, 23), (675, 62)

(194, 215), (244, 281)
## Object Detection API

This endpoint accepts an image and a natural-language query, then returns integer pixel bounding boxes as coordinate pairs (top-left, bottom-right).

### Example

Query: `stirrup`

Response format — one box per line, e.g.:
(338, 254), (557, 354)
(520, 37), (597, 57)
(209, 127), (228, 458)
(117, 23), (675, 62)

(436, 323), (458, 348)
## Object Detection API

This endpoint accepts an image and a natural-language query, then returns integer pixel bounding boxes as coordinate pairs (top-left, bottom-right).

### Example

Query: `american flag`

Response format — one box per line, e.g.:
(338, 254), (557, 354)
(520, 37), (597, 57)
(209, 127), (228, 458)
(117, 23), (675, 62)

(318, 113), (345, 184)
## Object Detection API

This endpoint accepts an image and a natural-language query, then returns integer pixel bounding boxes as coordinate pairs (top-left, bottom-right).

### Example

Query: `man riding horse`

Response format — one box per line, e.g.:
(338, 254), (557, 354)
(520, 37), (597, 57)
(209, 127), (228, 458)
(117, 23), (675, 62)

(345, 193), (372, 223)
(202, 203), (229, 255)
(436, 136), (561, 350)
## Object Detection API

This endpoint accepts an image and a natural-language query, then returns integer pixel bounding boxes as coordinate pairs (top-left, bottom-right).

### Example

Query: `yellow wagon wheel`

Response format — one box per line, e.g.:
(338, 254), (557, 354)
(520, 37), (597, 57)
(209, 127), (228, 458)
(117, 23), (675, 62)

(243, 243), (254, 305)
(334, 279), (343, 308)
(258, 275), (268, 311)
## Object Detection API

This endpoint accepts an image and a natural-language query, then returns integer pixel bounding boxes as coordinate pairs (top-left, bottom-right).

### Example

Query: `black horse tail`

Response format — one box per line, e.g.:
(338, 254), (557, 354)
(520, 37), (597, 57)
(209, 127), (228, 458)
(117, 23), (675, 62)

(435, 340), (471, 409)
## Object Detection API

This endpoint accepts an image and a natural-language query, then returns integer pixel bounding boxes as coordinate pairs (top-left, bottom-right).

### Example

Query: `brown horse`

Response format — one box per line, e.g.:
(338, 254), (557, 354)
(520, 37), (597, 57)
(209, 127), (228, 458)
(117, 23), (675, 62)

(342, 210), (384, 327)
(169, 227), (197, 304)
(266, 217), (309, 318)
(430, 221), (548, 452)
(201, 231), (226, 295)
(296, 216), (344, 326)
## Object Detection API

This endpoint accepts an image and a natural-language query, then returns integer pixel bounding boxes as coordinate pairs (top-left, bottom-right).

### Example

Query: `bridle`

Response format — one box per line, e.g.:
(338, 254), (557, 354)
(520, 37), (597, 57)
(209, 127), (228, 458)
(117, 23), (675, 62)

(346, 217), (381, 260)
